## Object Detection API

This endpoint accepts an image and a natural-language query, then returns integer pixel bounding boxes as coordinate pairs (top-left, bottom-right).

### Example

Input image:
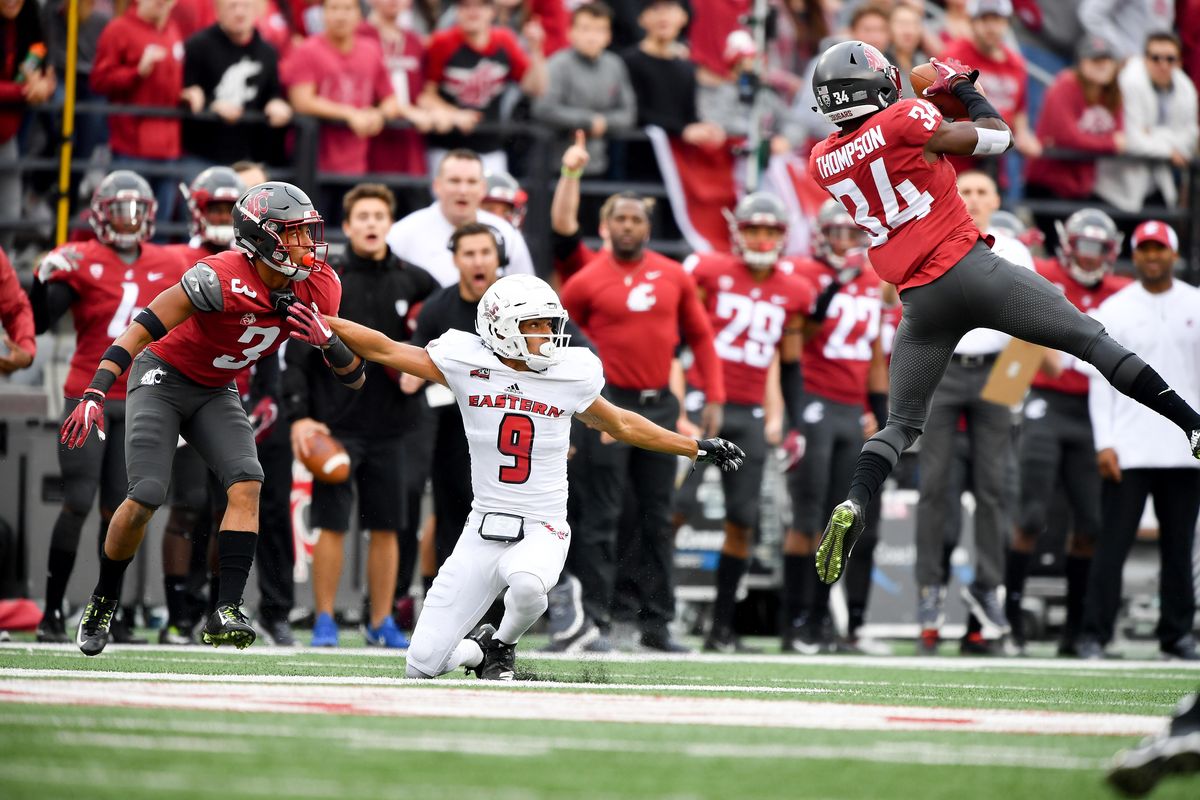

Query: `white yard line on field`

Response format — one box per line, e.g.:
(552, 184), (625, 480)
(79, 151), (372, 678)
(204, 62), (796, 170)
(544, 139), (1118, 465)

(0, 675), (1166, 737)
(3, 641), (1198, 673)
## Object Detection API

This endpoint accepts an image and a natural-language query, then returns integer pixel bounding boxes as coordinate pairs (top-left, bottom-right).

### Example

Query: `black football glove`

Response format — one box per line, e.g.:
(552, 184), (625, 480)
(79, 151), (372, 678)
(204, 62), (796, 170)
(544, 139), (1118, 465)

(696, 438), (745, 472)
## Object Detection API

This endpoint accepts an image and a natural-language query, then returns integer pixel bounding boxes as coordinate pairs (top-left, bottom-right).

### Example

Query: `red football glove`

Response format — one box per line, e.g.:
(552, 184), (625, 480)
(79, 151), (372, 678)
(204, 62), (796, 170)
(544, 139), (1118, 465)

(286, 302), (336, 348)
(923, 58), (980, 96)
(60, 390), (107, 449)
(248, 396), (279, 444)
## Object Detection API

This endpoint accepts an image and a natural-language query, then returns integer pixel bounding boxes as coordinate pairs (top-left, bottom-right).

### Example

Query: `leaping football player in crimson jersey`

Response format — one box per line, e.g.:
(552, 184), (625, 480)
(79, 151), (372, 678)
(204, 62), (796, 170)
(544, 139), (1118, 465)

(30, 171), (186, 645)
(684, 192), (815, 654)
(299, 274), (744, 680)
(807, 41), (1200, 586)
(63, 181), (361, 656)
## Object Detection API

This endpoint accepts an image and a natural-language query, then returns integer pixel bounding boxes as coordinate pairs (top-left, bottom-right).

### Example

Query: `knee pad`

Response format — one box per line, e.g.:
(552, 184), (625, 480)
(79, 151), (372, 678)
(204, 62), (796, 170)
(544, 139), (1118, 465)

(505, 571), (549, 616)
(129, 479), (169, 510)
(405, 660), (434, 679)
(1085, 332), (1146, 392)
(862, 424), (920, 467)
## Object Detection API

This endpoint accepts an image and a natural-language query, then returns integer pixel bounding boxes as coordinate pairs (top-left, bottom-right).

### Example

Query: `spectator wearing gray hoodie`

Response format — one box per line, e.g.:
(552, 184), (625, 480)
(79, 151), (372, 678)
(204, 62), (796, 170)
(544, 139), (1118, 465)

(532, 2), (635, 175)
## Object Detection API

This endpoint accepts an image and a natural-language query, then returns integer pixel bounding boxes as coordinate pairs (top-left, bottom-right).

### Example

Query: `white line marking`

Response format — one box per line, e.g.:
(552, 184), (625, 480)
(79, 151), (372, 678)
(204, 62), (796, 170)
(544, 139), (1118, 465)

(0, 677), (1165, 737)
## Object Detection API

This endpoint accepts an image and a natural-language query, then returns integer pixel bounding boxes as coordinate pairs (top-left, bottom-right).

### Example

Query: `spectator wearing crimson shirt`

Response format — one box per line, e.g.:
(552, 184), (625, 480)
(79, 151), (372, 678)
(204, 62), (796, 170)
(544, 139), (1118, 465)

(1025, 36), (1124, 239)
(281, 0), (400, 188)
(0, 244), (35, 375)
(940, 0), (1041, 164)
(362, 0), (434, 176)
(92, 0), (201, 225)
(0, 0), (54, 245)
(560, 194), (725, 653)
(420, 0), (548, 175)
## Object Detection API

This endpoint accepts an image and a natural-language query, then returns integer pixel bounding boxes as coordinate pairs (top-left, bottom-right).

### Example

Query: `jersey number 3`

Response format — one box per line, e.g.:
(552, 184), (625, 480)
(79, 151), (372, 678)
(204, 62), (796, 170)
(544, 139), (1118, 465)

(497, 413), (535, 484)
(212, 326), (280, 370)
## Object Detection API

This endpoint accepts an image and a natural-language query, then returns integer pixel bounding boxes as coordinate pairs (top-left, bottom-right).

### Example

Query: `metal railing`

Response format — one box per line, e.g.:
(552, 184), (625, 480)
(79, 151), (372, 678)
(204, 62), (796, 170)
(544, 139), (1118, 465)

(1, 100), (1195, 280)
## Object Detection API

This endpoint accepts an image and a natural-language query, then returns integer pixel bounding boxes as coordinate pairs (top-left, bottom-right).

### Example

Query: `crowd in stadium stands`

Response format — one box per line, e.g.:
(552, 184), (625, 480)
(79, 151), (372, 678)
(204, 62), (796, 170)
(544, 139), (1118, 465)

(3, 0), (1200, 659)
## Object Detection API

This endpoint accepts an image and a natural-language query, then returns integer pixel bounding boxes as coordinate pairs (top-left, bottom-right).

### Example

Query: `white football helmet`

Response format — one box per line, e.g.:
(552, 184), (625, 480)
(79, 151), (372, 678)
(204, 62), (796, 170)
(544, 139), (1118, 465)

(476, 275), (571, 372)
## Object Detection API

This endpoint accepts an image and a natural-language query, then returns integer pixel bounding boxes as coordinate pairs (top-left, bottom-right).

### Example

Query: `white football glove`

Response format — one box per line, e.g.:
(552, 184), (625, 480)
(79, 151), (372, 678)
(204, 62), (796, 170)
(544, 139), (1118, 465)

(36, 248), (82, 283)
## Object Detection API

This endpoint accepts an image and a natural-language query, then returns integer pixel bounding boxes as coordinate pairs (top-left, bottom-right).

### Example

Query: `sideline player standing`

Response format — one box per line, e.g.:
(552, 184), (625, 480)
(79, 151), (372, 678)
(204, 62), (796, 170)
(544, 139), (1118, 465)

(31, 171), (185, 643)
(806, 42), (1200, 584)
(303, 274), (745, 680)
(685, 192), (814, 653)
(63, 182), (357, 656)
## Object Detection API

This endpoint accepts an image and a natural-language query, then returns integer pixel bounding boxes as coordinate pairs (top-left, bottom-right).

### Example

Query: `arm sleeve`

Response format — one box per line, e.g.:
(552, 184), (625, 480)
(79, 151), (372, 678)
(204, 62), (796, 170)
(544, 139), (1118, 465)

(502, 30), (531, 83)
(90, 26), (141, 95)
(373, 50), (396, 104)
(182, 36), (204, 89)
(0, 253), (36, 353)
(424, 34), (449, 85)
(677, 270), (725, 403)
(282, 338), (316, 421)
(30, 278), (77, 333)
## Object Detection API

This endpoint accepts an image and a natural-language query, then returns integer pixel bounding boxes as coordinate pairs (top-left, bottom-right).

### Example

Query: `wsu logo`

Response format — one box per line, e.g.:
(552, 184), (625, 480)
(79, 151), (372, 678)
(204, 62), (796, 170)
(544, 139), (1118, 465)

(243, 188), (271, 220)
(627, 283), (656, 312)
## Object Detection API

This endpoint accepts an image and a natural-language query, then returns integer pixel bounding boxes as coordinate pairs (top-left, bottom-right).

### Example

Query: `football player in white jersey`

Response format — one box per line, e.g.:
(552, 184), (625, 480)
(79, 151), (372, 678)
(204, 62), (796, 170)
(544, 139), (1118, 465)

(288, 273), (745, 680)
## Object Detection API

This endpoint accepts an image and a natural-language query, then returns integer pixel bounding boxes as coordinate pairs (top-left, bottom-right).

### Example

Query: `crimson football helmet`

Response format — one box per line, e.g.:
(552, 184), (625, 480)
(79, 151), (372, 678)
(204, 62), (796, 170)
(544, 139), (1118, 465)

(181, 166), (245, 248)
(724, 192), (788, 269)
(232, 181), (327, 281)
(482, 170), (528, 230)
(814, 199), (868, 269)
(1055, 208), (1121, 287)
(812, 40), (902, 126)
(90, 170), (156, 249)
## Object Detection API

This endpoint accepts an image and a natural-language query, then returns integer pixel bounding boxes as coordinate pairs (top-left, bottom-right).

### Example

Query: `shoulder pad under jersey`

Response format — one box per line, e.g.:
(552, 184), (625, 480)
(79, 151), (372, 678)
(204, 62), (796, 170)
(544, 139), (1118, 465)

(182, 263), (224, 312)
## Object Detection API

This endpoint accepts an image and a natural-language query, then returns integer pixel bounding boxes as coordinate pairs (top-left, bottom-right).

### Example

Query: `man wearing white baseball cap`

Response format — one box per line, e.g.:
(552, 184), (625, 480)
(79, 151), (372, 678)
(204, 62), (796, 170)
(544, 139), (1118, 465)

(1077, 220), (1200, 661)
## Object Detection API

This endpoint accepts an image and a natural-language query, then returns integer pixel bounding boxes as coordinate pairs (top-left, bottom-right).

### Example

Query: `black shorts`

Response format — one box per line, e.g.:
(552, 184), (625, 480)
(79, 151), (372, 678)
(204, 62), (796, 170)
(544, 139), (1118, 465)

(790, 395), (863, 533)
(310, 433), (406, 532)
(676, 402), (767, 530)
(125, 351), (263, 510)
(58, 397), (127, 515)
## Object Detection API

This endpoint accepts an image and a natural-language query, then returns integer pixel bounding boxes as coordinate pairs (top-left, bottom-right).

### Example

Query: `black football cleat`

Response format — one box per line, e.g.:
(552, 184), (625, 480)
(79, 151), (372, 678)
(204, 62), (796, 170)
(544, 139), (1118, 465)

(201, 603), (256, 649)
(464, 624), (497, 678)
(76, 595), (118, 656)
(479, 634), (517, 681)
(816, 499), (865, 585)
(1108, 693), (1200, 797)
(1190, 429), (1200, 460)
(37, 607), (70, 643)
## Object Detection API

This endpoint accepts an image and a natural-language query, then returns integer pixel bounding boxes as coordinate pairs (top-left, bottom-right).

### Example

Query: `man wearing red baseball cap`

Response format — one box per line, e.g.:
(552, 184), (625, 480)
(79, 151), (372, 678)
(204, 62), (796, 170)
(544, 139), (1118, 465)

(1077, 219), (1200, 661)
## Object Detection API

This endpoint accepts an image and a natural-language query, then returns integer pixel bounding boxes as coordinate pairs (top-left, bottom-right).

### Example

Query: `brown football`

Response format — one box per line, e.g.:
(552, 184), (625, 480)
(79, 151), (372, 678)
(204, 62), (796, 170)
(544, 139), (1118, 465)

(909, 62), (969, 120)
(301, 431), (351, 484)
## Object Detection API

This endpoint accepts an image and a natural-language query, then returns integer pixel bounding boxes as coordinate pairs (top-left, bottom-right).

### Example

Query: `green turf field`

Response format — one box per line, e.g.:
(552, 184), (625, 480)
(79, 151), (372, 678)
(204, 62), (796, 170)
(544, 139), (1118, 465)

(2, 642), (1198, 800)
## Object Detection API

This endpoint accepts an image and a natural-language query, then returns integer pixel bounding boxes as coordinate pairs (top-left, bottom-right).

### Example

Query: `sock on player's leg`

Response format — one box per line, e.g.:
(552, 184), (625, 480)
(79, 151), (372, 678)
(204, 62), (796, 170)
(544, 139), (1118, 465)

(1005, 549), (1033, 641)
(215, 530), (257, 607)
(96, 552), (133, 600)
(711, 553), (747, 635)
(1064, 555), (1091, 639)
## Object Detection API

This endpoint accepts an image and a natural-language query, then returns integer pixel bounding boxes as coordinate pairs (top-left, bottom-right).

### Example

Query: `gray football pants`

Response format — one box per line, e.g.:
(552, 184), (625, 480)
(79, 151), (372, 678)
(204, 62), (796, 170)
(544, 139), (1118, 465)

(861, 240), (1144, 501)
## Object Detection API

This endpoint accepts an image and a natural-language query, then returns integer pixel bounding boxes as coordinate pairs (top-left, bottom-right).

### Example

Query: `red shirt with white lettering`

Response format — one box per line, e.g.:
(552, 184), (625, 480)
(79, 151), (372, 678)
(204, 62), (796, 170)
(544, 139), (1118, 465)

(685, 253), (815, 406)
(48, 241), (187, 399)
(560, 249), (725, 402)
(792, 256), (883, 406)
(1031, 257), (1131, 395)
(808, 98), (982, 292)
(279, 33), (395, 174)
(150, 251), (342, 386)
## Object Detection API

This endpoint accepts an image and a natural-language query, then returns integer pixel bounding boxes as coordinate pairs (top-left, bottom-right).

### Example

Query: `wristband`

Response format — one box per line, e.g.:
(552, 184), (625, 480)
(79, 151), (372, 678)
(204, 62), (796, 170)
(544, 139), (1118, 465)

(323, 336), (355, 370)
(87, 368), (117, 395)
(133, 307), (168, 340)
(950, 81), (1002, 122)
(560, 165), (584, 180)
(101, 344), (133, 373)
(335, 357), (366, 386)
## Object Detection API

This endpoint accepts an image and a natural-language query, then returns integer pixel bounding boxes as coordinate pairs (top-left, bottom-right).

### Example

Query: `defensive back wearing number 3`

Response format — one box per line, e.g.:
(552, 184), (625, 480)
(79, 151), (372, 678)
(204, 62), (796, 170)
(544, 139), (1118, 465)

(63, 182), (362, 657)
(807, 42), (1200, 587)
(308, 274), (745, 680)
